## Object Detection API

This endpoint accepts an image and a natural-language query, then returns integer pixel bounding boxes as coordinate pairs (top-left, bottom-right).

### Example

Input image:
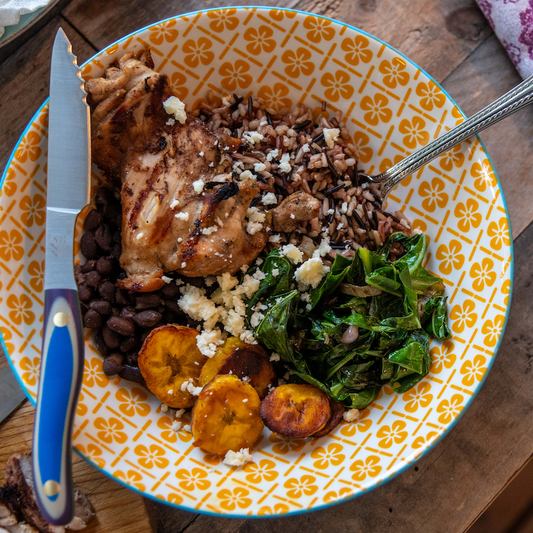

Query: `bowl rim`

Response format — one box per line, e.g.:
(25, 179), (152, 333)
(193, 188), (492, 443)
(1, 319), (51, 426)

(0, 5), (514, 518)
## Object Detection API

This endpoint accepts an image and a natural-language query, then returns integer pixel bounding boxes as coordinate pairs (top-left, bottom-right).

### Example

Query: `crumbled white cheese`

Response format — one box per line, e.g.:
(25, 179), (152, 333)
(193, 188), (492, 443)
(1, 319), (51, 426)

(205, 276), (216, 287)
(239, 170), (255, 181)
(182, 424), (191, 433)
(222, 95), (231, 106)
(193, 179), (205, 194)
(161, 275), (172, 284)
(171, 420), (182, 432)
(262, 192), (277, 205)
(177, 237), (183, 243)
(313, 236), (332, 258)
(246, 207), (266, 223)
(278, 153), (291, 173)
(341, 202), (348, 214)
(201, 226), (218, 236)
(181, 262), (186, 268)
(247, 222), (263, 235)
(166, 118), (176, 126)
(170, 199), (180, 209)
(327, 208), (334, 215)
(300, 292), (310, 302)
(252, 270), (266, 281)
(240, 330), (256, 345)
(180, 378), (203, 396)
(250, 309), (265, 328)
(266, 148), (279, 162)
(175, 409), (185, 419)
(269, 352), (280, 362)
(163, 96), (187, 124)
(196, 328), (227, 357)
(272, 268), (279, 277)
(238, 275), (261, 298)
(254, 162), (266, 172)
(175, 211), (189, 221)
(217, 272), (239, 291)
(256, 258), (263, 266)
(301, 143), (310, 153)
(280, 243), (303, 264)
(223, 448), (252, 466)
(233, 161), (244, 173)
(343, 408), (361, 422)
(241, 376), (251, 383)
(178, 284), (221, 330)
(242, 131), (264, 145)
(295, 257), (330, 289)
(199, 151), (204, 157)
(290, 213), (295, 219)
(160, 403), (169, 413)
(323, 127), (340, 148)
(336, 223), (344, 230)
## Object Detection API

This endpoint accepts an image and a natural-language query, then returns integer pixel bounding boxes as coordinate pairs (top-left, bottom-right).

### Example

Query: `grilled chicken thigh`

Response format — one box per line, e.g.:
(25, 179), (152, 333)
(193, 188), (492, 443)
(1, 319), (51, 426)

(86, 50), (267, 291)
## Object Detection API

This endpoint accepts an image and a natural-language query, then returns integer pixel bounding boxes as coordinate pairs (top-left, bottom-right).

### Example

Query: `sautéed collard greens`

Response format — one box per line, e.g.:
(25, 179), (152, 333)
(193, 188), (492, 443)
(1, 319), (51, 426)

(246, 232), (450, 410)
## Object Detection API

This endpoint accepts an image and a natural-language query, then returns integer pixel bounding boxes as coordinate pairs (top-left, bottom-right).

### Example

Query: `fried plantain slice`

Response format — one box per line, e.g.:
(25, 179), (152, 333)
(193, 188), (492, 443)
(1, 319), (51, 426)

(138, 324), (207, 408)
(312, 398), (345, 437)
(191, 374), (264, 455)
(260, 384), (331, 438)
(198, 337), (277, 398)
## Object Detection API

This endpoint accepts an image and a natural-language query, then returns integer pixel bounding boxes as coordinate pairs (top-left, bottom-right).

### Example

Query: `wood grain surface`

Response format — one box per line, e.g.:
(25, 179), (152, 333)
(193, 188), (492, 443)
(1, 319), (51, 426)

(1, 0), (533, 532)
(0, 400), (152, 533)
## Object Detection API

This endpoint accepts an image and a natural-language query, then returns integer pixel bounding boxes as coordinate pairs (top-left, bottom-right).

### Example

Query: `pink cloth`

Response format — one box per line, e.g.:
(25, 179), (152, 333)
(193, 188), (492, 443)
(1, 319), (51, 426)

(476, 0), (533, 78)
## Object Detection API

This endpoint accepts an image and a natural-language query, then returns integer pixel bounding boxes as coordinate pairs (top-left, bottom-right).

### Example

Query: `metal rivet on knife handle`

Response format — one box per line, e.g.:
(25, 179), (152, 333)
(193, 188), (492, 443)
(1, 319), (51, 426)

(44, 480), (60, 497)
(53, 312), (69, 327)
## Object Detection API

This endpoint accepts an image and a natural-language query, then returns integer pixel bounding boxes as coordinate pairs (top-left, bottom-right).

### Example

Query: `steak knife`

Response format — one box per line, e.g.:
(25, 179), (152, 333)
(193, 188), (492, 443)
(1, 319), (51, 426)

(32, 28), (90, 526)
(0, 366), (26, 425)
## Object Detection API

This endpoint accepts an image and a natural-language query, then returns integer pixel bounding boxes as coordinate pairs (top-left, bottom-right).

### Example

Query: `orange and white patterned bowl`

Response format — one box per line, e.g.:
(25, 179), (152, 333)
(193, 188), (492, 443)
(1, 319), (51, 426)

(0, 7), (513, 517)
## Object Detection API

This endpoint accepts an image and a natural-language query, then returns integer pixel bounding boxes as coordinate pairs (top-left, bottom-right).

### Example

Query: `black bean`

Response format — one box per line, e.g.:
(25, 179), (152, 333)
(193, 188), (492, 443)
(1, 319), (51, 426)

(96, 256), (116, 277)
(94, 330), (110, 356)
(102, 325), (122, 349)
(111, 308), (120, 316)
(111, 242), (122, 260)
(85, 270), (101, 288)
(84, 209), (102, 232)
(114, 213), (122, 228)
(125, 351), (139, 366)
(119, 365), (145, 383)
(80, 231), (98, 259)
(135, 293), (162, 310)
(120, 307), (136, 320)
(184, 277), (204, 288)
(94, 224), (113, 252)
(161, 282), (180, 298)
(103, 353), (124, 376)
(112, 230), (121, 243)
(116, 289), (133, 306)
(162, 310), (183, 324)
(186, 316), (201, 329)
(74, 264), (85, 285)
(107, 316), (135, 336)
(80, 260), (97, 274)
(133, 310), (162, 328)
(95, 187), (115, 211)
(84, 309), (104, 328)
(120, 335), (139, 353)
(89, 299), (113, 315)
(140, 330), (152, 344)
(98, 281), (116, 302)
(103, 201), (121, 221)
(163, 299), (183, 314)
(78, 284), (93, 303)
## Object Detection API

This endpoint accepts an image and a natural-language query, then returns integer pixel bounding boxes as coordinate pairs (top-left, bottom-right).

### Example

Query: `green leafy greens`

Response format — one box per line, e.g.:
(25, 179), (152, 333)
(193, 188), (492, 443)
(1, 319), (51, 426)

(247, 232), (450, 410)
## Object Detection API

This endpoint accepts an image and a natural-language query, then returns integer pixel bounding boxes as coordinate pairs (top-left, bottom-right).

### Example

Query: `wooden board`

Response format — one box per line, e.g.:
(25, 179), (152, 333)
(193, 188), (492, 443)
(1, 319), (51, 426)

(0, 396), (153, 533)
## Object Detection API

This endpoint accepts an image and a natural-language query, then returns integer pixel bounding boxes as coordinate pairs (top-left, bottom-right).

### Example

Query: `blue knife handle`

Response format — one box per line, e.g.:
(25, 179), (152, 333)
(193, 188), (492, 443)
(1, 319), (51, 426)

(33, 288), (84, 525)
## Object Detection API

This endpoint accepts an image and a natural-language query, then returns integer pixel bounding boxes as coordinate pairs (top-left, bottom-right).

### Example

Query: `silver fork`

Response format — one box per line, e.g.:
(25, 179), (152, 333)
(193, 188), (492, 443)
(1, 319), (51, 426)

(363, 75), (533, 200)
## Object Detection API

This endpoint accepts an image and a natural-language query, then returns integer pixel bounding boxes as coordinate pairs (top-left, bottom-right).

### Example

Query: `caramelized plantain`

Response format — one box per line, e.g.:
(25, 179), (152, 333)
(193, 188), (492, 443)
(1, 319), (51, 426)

(260, 384), (331, 438)
(198, 337), (277, 398)
(312, 398), (345, 437)
(191, 374), (264, 455)
(138, 325), (207, 408)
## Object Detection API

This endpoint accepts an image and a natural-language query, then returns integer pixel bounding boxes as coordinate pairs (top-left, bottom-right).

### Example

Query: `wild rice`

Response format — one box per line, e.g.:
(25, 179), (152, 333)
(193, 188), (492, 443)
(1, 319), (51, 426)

(191, 93), (412, 259)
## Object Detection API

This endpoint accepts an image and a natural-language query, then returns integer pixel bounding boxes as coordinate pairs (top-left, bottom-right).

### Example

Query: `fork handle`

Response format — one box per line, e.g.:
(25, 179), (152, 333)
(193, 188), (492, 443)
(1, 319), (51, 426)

(379, 74), (533, 198)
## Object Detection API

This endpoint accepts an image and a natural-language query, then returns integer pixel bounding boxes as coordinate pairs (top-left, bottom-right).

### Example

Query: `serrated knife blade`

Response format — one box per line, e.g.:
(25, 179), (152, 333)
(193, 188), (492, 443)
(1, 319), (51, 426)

(32, 28), (90, 526)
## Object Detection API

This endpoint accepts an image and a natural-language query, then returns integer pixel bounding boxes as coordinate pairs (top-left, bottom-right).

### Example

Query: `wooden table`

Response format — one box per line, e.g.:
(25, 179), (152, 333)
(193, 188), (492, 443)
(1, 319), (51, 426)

(1, 0), (533, 531)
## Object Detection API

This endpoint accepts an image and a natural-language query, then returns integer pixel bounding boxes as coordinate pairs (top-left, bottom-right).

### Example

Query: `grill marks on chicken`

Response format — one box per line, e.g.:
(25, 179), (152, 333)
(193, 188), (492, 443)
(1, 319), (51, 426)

(86, 50), (267, 291)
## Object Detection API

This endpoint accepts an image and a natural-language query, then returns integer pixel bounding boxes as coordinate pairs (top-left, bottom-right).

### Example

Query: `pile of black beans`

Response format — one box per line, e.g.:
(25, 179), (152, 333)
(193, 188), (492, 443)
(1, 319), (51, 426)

(75, 187), (200, 383)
